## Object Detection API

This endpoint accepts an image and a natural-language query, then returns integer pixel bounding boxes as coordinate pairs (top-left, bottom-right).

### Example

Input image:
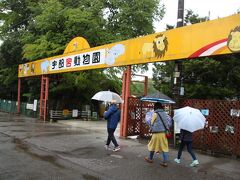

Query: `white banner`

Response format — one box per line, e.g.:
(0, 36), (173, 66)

(50, 49), (105, 72)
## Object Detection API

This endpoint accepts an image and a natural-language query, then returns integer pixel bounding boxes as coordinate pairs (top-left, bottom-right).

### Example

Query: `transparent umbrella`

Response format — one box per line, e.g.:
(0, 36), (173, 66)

(91, 90), (123, 104)
(173, 106), (206, 132)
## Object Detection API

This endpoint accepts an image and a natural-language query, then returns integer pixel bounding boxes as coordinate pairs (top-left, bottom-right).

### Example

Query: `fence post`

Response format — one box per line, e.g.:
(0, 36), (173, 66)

(17, 78), (21, 114)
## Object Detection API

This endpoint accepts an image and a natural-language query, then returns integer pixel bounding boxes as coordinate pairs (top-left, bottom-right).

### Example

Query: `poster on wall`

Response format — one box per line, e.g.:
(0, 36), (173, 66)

(201, 109), (209, 116)
(225, 125), (234, 134)
(230, 109), (240, 117)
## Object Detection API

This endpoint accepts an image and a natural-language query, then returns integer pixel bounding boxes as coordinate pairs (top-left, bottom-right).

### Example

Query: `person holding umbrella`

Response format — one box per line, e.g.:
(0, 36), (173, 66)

(104, 100), (121, 152)
(173, 106), (206, 167)
(92, 90), (123, 152)
(144, 102), (172, 167)
(174, 129), (199, 167)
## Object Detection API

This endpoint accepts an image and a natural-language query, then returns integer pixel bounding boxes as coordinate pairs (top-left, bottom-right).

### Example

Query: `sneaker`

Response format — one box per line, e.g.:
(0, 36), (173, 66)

(174, 158), (181, 164)
(160, 162), (168, 167)
(190, 160), (199, 167)
(104, 145), (111, 150)
(144, 157), (153, 163)
(113, 146), (120, 152)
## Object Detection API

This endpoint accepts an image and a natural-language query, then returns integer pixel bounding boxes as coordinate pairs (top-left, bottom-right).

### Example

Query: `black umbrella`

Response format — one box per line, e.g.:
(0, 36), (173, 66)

(141, 92), (175, 104)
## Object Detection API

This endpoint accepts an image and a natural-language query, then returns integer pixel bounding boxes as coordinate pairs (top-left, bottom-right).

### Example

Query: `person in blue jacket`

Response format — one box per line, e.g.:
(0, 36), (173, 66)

(104, 100), (121, 152)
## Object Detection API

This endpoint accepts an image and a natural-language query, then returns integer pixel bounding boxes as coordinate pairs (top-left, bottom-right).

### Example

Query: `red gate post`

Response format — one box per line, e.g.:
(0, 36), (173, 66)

(44, 76), (49, 122)
(120, 71), (126, 137)
(120, 65), (131, 138)
(39, 76), (44, 120)
(40, 75), (49, 122)
(17, 78), (21, 114)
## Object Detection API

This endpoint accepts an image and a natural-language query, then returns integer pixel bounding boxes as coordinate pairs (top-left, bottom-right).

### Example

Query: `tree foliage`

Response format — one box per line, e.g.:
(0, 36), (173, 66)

(0, 0), (164, 107)
(184, 9), (209, 25)
(131, 78), (158, 97)
(152, 61), (174, 96)
(183, 55), (240, 99)
(0, 33), (23, 99)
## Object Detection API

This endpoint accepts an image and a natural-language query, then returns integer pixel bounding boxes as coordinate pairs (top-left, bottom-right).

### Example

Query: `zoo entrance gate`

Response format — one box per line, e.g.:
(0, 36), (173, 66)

(127, 97), (240, 157)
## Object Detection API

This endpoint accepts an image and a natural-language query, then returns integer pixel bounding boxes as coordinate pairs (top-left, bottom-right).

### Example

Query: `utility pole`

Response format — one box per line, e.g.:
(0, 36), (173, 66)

(172, 0), (184, 148)
(173, 0), (184, 105)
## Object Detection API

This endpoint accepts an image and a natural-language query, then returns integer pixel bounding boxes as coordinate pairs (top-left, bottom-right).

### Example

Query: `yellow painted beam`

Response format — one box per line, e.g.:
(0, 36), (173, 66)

(18, 14), (240, 78)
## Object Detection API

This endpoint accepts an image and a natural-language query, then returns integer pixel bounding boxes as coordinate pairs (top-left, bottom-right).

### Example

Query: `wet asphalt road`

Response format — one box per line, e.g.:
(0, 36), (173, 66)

(0, 112), (239, 180)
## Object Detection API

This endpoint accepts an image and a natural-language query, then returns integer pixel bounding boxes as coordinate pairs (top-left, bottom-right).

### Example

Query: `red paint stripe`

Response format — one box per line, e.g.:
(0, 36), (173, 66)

(189, 38), (228, 58)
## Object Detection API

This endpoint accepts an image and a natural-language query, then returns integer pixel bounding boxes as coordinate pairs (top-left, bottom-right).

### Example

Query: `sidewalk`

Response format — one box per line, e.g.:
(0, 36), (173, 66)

(59, 120), (240, 180)
(0, 112), (239, 180)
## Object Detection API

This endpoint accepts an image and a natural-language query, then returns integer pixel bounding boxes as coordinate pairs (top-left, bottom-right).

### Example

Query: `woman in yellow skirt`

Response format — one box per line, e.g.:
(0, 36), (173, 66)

(144, 102), (172, 167)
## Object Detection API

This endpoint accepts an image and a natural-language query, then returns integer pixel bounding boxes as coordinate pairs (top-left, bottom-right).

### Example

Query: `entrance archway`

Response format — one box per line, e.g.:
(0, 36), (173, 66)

(17, 14), (240, 138)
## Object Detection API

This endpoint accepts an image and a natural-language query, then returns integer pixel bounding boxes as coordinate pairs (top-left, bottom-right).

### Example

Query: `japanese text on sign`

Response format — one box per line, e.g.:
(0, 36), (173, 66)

(50, 49), (105, 71)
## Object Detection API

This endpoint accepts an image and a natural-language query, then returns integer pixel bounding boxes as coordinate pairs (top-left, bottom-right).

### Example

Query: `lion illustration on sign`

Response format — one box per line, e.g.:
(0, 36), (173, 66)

(142, 34), (168, 58)
(227, 26), (240, 52)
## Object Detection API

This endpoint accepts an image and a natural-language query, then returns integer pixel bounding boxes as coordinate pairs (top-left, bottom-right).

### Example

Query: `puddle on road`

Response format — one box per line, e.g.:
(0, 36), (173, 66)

(56, 146), (100, 159)
(12, 130), (27, 132)
(10, 124), (25, 126)
(0, 120), (14, 122)
(13, 137), (64, 168)
(69, 147), (96, 156)
(82, 174), (100, 180)
(110, 154), (123, 159)
(0, 119), (25, 122)
(32, 131), (87, 138)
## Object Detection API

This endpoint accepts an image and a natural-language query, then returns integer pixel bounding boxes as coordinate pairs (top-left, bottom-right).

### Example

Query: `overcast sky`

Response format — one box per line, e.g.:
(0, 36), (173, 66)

(155, 0), (240, 32)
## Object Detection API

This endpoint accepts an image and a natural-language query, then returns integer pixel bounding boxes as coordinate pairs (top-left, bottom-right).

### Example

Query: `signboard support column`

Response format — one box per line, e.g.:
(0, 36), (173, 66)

(39, 75), (49, 122)
(120, 71), (126, 137)
(120, 65), (131, 138)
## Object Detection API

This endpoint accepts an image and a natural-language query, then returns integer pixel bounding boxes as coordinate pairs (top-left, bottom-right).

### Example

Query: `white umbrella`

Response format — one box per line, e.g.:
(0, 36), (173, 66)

(173, 106), (206, 132)
(91, 90), (123, 103)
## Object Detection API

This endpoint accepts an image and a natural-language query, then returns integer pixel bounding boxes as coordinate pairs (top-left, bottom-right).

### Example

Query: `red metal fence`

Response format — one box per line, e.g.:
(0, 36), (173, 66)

(181, 99), (240, 157)
(127, 97), (173, 138)
(127, 97), (240, 157)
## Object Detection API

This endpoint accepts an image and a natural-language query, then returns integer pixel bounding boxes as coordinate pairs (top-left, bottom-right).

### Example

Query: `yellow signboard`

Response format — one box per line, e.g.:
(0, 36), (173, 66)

(18, 14), (240, 78)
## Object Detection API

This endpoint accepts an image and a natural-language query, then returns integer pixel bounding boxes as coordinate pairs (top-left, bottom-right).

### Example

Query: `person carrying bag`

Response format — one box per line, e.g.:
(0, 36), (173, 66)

(156, 112), (172, 139)
(144, 102), (172, 167)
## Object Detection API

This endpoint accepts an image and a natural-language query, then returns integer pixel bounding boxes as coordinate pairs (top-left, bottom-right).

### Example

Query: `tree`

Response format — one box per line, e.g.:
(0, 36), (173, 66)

(131, 78), (158, 97)
(152, 61), (174, 97)
(0, 33), (24, 100)
(184, 9), (209, 25)
(103, 0), (164, 41)
(183, 55), (240, 99)
(0, 0), (39, 100)
(0, 0), (165, 107)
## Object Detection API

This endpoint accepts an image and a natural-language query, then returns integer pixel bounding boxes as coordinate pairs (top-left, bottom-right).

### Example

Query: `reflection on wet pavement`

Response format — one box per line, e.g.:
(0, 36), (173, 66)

(13, 137), (64, 168)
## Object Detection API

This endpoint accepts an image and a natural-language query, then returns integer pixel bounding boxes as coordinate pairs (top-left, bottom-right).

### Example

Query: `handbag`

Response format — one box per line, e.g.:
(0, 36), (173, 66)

(165, 129), (172, 139)
(156, 112), (172, 139)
